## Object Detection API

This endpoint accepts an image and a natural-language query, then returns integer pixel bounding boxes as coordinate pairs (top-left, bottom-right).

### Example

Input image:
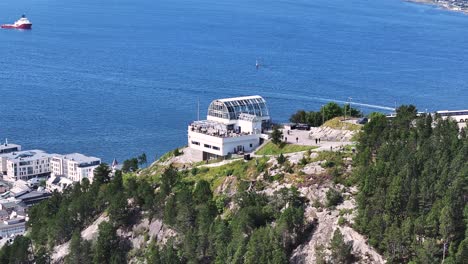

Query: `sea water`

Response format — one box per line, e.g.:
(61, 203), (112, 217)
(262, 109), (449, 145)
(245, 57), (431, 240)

(0, 0), (467, 162)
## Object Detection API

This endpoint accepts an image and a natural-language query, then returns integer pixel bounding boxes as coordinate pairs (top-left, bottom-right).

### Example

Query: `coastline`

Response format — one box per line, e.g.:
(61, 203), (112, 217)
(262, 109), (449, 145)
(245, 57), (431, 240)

(405, 0), (468, 14)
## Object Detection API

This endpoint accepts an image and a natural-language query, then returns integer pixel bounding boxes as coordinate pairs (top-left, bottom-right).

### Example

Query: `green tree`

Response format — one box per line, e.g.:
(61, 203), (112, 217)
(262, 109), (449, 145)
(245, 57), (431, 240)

(108, 192), (130, 227)
(93, 163), (111, 185)
(326, 188), (343, 207)
(330, 229), (354, 264)
(122, 158), (139, 172)
(65, 230), (92, 264)
(93, 221), (119, 264)
(138, 153), (148, 168)
(321, 102), (343, 120)
(271, 126), (283, 145)
(244, 227), (287, 264)
(277, 153), (287, 165)
(193, 180), (213, 204)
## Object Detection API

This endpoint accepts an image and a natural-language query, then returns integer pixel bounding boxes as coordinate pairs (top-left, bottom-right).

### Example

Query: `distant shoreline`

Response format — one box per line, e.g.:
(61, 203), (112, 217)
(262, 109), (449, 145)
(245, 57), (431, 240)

(406, 0), (468, 14)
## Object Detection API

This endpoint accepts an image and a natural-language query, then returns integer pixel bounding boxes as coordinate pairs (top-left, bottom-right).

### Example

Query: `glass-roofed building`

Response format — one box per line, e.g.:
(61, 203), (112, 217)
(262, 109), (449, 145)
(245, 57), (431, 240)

(188, 95), (271, 160)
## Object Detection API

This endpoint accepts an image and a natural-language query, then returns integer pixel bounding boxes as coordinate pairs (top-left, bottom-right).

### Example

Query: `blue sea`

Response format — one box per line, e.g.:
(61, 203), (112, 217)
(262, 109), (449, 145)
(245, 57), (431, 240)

(0, 0), (467, 162)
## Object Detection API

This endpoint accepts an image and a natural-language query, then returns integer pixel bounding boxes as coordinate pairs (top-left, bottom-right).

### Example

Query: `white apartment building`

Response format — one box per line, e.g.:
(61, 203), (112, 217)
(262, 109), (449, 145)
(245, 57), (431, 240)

(50, 153), (101, 182)
(188, 95), (270, 160)
(1, 150), (52, 181)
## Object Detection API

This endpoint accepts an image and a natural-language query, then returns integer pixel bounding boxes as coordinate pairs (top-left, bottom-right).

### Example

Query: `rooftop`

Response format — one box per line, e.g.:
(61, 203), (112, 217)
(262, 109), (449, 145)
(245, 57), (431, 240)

(190, 120), (259, 138)
(52, 153), (100, 166)
(0, 143), (21, 151)
(0, 150), (52, 162)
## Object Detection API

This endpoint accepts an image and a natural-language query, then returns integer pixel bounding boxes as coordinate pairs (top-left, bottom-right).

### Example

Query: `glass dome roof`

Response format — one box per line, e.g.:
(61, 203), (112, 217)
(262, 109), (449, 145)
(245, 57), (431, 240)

(207, 95), (269, 120)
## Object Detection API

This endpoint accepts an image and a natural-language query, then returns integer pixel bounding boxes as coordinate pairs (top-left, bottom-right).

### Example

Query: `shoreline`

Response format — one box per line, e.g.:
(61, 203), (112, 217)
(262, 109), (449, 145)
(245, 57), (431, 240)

(405, 0), (468, 14)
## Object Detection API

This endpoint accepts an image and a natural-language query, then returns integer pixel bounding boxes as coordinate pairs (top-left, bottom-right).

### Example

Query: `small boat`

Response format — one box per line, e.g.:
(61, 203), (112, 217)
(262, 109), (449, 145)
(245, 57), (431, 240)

(1, 15), (32, 29)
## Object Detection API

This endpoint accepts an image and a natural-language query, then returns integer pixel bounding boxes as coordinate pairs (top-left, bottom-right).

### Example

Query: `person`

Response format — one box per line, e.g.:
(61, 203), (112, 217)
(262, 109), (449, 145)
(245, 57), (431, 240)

(296, 137), (298, 143)
(330, 146), (333, 151)
(315, 138), (318, 144)
(285, 137), (288, 142)
(319, 138), (321, 143)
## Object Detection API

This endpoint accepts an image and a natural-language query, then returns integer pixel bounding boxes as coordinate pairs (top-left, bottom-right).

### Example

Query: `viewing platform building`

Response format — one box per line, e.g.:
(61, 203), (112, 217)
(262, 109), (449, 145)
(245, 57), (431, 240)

(188, 95), (270, 160)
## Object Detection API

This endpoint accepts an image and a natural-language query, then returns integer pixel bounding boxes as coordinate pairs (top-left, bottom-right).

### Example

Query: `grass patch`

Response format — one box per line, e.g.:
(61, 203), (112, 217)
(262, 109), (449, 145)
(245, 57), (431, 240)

(183, 158), (266, 192)
(322, 117), (362, 131)
(256, 142), (317, 155)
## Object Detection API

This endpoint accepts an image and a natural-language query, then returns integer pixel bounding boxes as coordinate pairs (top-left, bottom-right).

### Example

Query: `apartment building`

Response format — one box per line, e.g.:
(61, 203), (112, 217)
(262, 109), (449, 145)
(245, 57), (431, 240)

(50, 153), (101, 182)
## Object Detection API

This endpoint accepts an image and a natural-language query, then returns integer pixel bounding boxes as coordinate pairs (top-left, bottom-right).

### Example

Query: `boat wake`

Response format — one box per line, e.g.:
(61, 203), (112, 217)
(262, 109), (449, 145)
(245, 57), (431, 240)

(265, 93), (396, 111)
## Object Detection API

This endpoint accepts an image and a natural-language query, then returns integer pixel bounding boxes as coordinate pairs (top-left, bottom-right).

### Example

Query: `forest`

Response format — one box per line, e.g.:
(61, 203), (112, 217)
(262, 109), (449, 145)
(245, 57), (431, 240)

(355, 106), (467, 263)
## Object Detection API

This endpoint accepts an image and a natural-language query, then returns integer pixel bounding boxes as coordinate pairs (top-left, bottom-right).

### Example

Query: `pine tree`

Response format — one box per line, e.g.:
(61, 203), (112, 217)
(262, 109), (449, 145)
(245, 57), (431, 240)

(271, 126), (283, 145)
(330, 229), (353, 264)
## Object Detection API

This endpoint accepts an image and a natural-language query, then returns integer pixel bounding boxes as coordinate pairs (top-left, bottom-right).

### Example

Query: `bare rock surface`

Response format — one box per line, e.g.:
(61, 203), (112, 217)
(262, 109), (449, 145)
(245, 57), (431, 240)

(309, 127), (356, 142)
(291, 185), (385, 264)
(52, 214), (109, 263)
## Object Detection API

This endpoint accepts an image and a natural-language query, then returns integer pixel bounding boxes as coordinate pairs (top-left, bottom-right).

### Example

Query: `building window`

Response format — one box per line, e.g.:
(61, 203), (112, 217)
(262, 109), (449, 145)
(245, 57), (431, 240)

(191, 141), (200, 145)
(213, 146), (220, 150)
(204, 144), (211, 149)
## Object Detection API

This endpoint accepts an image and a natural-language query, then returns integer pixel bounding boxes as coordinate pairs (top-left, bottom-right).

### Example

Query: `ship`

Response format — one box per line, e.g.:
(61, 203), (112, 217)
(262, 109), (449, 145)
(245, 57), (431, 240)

(1, 15), (32, 29)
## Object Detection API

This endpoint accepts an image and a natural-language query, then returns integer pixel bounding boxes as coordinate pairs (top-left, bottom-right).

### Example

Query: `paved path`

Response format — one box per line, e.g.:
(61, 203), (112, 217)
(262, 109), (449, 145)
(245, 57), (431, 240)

(281, 129), (353, 152)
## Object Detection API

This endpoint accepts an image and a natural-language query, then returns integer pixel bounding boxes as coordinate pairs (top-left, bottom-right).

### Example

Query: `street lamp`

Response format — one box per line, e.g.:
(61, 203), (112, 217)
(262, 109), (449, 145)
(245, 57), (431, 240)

(344, 97), (352, 121)
(321, 105), (325, 125)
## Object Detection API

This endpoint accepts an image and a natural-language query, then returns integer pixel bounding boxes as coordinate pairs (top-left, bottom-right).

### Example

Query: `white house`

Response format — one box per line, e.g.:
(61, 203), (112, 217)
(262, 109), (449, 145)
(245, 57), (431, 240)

(50, 153), (101, 182)
(188, 95), (270, 160)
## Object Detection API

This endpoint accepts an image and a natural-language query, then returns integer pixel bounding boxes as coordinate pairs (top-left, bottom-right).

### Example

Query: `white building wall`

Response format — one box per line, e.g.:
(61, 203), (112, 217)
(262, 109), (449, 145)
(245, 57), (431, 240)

(50, 156), (65, 177)
(0, 157), (7, 174)
(67, 161), (98, 182)
(221, 135), (261, 155)
(50, 154), (100, 183)
(6, 157), (51, 181)
(236, 119), (262, 134)
(188, 130), (224, 156)
(188, 129), (261, 157)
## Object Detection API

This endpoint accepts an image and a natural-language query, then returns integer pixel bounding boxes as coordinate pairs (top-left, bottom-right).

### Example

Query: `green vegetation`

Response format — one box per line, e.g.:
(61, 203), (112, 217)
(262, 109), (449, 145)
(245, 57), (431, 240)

(141, 167), (308, 263)
(355, 105), (468, 263)
(256, 142), (317, 156)
(271, 126), (283, 145)
(322, 117), (362, 131)
(290, 102), (362, 127)
(3, 104), (466, 264)
(330, 229), (354, 263)
(326, 188), (343, 208)
(122, 158), (139, 172)
(0, 164), (135, 263)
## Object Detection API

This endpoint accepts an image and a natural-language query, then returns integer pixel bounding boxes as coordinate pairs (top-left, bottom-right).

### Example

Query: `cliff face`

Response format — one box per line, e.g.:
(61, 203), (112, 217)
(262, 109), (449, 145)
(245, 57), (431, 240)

(291, 185), (385, 264)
